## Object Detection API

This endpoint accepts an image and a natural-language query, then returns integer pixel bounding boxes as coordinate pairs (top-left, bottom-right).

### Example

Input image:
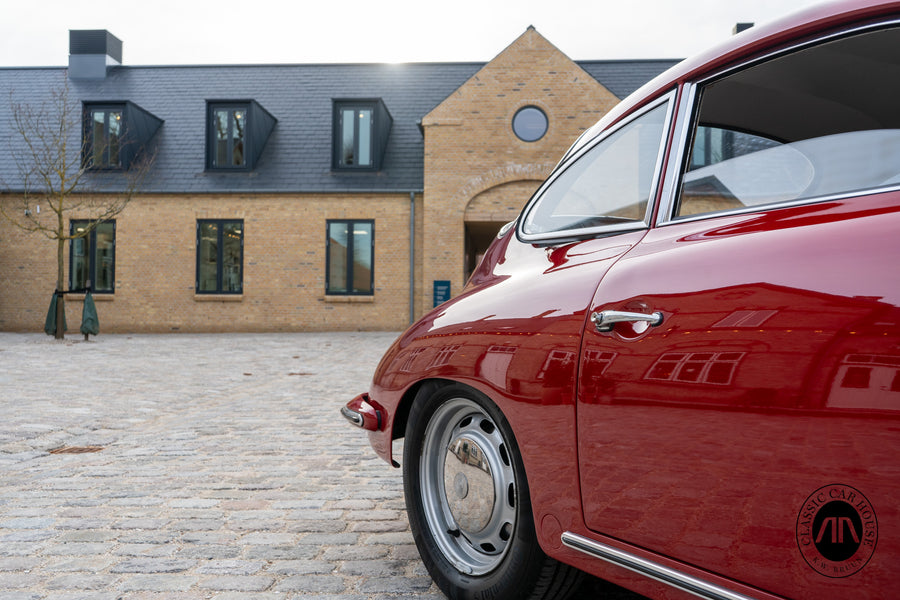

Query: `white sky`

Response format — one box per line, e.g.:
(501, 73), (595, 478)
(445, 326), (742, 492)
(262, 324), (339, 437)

(1, 0), (827, 67)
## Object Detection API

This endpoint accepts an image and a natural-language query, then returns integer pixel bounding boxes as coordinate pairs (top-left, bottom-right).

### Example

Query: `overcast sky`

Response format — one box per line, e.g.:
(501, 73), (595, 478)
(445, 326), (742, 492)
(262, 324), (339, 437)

(2, 0), (827, 67)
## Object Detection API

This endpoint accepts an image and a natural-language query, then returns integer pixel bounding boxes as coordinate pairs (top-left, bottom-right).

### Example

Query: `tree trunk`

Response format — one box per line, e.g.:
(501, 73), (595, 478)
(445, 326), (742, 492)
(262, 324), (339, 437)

(55, 293), (65, 339)
(55, 235), (65, 339)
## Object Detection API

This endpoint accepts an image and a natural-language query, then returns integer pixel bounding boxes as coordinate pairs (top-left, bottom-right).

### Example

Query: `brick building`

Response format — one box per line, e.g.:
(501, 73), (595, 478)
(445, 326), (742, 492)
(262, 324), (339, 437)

(0, 28), (677, 333)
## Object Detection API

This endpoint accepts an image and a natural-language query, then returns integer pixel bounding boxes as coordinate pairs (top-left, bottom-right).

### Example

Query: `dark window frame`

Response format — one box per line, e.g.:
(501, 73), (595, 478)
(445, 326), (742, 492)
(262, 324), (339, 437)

(332, 99), (392, 172)
(196, 219), (244, 294)
(333, 101), (377, 170)
(325, 219), (374, 296)
(69, 219), (116, 293)
(83, 104), (125, 170)
(207, 102), (250, 171)
(512, 105), (549, 142)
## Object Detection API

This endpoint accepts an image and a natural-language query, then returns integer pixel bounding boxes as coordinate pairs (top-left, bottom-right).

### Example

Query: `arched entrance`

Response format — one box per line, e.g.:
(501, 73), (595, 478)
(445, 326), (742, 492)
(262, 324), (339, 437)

(463, 180), (541, 280)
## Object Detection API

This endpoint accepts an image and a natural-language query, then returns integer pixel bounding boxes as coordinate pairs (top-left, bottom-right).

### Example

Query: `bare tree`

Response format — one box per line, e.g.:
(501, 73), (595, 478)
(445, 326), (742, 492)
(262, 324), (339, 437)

(1, 78), (154, 339)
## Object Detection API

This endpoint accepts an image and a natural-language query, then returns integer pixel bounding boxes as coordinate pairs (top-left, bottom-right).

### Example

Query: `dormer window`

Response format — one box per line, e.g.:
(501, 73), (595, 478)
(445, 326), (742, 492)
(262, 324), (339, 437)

(339, 106), (372, 167)
(206, 100), (276, 171)
(83, 102), (162, 170)
(87, 107), (122, 168)
(210, 104), (246, 168)
(332, 99), (392, 171)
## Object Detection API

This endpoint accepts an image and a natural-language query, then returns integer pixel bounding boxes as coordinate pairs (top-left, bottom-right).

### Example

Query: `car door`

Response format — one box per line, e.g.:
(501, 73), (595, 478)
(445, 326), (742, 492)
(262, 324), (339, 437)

(577, 23), (900, 600)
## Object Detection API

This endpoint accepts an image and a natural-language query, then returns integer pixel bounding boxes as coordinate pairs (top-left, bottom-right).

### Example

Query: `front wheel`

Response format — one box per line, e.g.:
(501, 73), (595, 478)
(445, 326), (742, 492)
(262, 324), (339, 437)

(403, 383), (582, 600)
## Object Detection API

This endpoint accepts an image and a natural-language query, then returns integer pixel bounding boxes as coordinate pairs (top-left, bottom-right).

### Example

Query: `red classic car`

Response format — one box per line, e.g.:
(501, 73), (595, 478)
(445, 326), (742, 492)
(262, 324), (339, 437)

(343, 2), (900, 598)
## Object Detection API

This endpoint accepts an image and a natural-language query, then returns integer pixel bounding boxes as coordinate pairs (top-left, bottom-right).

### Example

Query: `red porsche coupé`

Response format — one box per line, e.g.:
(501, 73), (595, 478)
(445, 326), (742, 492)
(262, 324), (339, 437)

(343, 2), (900, 598)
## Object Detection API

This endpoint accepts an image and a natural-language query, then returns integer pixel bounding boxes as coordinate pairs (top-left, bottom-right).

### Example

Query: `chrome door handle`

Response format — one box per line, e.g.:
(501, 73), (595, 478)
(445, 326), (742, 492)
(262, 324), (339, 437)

(590, 310), (663, 332)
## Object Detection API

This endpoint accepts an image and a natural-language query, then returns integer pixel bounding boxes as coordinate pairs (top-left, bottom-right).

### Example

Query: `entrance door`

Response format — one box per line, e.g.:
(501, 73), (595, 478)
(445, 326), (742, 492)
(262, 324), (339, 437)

(464, 180), (542, 282)
(464, 221), (504, 282)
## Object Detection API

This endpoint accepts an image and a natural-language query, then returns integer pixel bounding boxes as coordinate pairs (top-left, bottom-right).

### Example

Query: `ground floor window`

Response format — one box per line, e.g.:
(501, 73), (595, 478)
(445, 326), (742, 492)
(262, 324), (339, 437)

(70, 220), (115, 292)
(326, 219), (373, 295)
(197, 219), (243, 293)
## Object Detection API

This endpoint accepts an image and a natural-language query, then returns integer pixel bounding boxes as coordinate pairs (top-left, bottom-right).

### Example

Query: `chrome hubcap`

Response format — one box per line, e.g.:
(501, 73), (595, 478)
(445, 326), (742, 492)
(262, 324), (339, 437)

(444, 437), (495, 533)
(420, 397), (517, 575)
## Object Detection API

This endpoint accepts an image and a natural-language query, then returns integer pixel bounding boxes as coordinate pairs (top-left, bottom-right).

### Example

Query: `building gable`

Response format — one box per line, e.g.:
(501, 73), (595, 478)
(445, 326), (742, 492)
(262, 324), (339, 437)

(423, 26), (620, 147)
(419, 27), (627, 314)
(421, 26), (624, 215)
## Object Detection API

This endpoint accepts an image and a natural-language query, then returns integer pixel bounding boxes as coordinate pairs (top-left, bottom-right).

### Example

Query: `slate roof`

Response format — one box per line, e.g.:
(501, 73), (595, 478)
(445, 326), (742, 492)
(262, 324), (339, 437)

(579, 59), (681, 100)
(0, 58), (680, 194)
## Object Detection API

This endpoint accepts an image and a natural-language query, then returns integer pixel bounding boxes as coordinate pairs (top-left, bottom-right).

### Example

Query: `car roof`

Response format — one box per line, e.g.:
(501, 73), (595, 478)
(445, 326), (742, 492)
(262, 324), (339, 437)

(572, 0), (900, 152)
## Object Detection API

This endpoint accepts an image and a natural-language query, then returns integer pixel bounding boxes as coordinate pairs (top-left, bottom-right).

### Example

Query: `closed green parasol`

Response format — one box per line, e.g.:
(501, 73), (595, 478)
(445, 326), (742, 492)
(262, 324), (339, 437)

(44, 292), (67, 336)
(80, 291), (99, 339)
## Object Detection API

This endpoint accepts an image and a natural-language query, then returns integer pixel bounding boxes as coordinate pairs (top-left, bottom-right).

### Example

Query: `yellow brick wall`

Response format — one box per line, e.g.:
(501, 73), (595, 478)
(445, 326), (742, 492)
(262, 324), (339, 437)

(0, 192), (415, 333)
(420, 27), (620, 315)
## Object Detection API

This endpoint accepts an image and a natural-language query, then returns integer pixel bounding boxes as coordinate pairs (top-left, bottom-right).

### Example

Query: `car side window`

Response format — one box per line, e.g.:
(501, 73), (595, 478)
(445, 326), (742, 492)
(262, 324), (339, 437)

(520, 100), (670, 239)
(677, 25), (900, 219)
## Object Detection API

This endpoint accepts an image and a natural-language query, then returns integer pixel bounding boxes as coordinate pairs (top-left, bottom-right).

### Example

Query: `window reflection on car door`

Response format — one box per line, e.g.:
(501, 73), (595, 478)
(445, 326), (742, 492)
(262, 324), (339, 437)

(576, 195), (900, 599)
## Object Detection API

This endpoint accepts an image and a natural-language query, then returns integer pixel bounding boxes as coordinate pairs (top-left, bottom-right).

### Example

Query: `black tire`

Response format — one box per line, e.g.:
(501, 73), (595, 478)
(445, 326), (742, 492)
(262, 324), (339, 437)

(403, 383), (582, 600)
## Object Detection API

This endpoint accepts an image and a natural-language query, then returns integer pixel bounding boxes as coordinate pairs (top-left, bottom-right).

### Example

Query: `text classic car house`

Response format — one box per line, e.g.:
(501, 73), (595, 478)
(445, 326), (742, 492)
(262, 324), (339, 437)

(0, 28), (676, 332)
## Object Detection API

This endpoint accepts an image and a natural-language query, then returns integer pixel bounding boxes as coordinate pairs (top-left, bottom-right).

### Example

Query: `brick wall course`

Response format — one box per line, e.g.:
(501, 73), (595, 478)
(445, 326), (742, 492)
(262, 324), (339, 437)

(0, 193), (415, 333)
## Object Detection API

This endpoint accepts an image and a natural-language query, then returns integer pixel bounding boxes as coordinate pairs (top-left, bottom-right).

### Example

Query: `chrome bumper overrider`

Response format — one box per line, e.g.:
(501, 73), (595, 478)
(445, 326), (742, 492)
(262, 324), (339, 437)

(340, 405), (365, 427)
(341, 393), (383, 431)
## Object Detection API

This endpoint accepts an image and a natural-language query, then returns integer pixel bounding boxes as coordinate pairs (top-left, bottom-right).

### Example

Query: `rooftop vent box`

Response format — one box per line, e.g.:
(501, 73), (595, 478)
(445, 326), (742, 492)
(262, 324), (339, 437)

(69, 30), (122, 79)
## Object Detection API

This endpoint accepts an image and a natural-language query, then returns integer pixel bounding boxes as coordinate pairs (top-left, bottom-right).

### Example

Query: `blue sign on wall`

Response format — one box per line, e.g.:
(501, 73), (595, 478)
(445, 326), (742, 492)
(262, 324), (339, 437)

(433, 280), (451, 308)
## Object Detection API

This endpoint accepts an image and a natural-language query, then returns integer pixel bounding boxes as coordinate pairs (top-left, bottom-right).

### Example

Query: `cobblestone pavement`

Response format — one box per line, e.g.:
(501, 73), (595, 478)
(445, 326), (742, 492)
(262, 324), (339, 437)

(0, 332), (646, 600)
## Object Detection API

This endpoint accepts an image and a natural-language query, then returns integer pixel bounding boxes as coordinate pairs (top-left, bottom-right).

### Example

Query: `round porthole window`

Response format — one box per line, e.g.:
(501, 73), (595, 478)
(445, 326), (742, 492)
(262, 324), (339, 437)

(512, 106), (548, 142)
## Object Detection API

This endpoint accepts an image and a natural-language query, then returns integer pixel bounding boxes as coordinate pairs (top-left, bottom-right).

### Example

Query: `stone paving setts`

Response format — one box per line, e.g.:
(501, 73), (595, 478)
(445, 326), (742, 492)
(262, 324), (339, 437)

(0, 332), (644, 600)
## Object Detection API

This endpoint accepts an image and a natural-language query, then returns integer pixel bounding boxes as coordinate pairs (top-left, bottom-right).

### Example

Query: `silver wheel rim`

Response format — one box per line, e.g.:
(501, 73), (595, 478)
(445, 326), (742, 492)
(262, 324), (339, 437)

(420, 397), (517, 575)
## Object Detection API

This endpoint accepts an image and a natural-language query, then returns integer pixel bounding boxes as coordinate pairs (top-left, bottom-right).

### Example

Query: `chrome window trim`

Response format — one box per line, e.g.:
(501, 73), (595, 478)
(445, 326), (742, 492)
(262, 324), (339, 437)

(517, 91), (676, 244)
(657, 17), (900, 227)
(653, 82), (696, 227)
(561, 532), (758, 600)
